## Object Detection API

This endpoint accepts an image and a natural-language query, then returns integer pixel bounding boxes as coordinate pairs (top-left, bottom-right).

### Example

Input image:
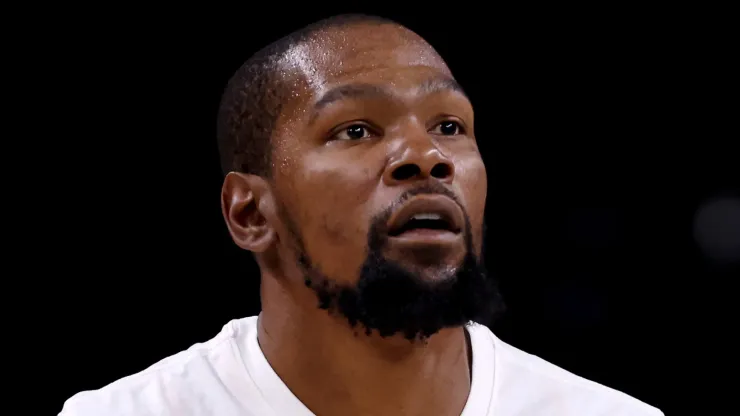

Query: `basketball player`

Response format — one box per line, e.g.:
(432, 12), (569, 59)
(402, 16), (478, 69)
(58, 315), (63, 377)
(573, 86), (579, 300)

(60, 14), (663, 416)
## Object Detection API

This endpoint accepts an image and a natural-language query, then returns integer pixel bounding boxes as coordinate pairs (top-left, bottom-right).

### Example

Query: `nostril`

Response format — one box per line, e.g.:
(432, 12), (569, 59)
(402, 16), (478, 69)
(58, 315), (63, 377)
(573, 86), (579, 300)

(392, 164), (421, 181)
(430, 163), (452, 179)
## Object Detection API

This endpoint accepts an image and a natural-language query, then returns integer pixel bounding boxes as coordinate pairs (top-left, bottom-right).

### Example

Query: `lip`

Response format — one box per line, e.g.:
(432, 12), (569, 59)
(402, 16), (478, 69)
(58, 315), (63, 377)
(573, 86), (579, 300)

(386, 194), (464, 239)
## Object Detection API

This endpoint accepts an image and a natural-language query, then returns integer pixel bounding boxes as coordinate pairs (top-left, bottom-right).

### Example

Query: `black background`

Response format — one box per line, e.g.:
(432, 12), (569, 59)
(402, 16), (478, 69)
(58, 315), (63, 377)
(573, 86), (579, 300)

(42, 6), (737, 415)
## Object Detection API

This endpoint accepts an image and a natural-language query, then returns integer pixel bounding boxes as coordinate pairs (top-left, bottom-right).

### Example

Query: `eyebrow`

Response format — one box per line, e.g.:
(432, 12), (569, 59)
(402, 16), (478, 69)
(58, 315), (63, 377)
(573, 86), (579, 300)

(419, 77), (467, 98)
(309, 76), (468, 125)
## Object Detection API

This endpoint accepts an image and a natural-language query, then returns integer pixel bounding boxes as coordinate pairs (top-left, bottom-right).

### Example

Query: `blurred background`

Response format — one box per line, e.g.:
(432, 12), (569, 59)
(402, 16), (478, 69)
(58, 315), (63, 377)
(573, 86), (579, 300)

(35, 6), (737, 415)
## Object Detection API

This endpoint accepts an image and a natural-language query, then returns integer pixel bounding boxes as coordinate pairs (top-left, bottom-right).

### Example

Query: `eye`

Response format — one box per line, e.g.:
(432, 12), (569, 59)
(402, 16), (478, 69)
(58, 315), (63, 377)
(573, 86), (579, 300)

(430, 120), (464, 136)
(333, 124), (373, 141)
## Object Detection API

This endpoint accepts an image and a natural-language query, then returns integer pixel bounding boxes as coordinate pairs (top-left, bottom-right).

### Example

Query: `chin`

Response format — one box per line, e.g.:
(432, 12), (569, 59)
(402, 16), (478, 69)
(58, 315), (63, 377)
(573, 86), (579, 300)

(384, 246), (467, 278)
(297, 193), (502, 341)
(394, 260), (462, 285)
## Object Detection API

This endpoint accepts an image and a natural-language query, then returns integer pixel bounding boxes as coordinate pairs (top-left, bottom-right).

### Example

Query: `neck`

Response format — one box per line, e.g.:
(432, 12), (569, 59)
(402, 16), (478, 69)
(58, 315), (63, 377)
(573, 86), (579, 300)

(258, 274), (473, 416)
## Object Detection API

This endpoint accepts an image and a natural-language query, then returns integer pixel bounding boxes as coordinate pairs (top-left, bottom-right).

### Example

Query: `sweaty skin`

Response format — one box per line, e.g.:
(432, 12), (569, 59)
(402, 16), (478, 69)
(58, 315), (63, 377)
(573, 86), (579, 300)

(221, 22), (487, 416)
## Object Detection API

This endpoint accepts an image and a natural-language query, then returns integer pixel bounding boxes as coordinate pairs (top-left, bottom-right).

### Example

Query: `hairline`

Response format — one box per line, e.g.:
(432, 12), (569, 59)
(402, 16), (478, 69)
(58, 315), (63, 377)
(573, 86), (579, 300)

(217, 15), (443, 178)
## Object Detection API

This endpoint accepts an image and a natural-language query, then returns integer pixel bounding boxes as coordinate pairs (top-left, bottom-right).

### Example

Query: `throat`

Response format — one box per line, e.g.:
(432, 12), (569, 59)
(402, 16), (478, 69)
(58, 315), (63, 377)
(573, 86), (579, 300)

(259, 313), (473, 416)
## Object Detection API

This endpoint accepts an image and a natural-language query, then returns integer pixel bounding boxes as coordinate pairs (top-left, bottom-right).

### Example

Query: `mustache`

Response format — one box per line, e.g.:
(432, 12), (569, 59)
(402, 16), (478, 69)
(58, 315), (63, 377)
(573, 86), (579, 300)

(372, 182), (467, 235)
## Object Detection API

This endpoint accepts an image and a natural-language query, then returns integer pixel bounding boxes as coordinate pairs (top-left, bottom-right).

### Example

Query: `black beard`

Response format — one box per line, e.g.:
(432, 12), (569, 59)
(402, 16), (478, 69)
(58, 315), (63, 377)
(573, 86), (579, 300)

(290, 184), (505, 342)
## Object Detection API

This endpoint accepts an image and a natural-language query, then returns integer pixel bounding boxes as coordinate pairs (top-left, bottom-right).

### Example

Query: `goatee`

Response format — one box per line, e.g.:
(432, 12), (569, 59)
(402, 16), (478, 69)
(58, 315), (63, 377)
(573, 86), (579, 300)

(294, 184), (505, 341)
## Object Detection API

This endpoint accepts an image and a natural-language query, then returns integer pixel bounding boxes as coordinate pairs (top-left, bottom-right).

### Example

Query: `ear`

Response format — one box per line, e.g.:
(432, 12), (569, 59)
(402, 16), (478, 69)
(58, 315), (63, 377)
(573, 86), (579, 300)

(221, 172), (277, 253)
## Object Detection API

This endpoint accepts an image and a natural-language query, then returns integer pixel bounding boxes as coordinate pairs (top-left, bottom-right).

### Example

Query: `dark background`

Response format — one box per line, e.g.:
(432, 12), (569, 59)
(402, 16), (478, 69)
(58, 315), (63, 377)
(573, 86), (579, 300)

(43, 6), (737, 415)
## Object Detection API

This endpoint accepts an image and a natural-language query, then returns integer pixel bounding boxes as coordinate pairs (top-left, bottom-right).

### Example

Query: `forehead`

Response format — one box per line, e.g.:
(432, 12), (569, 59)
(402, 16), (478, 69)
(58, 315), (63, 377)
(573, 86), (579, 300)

(276, 23), (453, 108)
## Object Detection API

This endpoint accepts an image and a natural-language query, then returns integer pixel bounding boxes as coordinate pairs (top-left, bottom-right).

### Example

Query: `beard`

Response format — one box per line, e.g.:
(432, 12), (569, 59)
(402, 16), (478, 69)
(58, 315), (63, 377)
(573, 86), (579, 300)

(286, 184), (505, 342)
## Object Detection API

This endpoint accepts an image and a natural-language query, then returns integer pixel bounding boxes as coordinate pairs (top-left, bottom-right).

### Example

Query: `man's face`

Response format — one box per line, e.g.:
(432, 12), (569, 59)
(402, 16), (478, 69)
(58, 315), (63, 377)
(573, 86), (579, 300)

(268, 24), (499, 339)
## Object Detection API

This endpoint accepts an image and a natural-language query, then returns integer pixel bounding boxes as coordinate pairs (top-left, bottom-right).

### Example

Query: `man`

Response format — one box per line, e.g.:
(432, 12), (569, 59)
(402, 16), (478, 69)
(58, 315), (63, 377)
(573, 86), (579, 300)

(60, 14), (663, 416)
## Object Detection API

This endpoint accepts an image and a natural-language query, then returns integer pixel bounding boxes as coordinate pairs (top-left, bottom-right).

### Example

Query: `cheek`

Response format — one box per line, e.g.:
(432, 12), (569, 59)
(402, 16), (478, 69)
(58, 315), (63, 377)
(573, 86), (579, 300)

(454, 154), (488, 249)
(314, 171), (365, 242)
(285, 151), (381, 280)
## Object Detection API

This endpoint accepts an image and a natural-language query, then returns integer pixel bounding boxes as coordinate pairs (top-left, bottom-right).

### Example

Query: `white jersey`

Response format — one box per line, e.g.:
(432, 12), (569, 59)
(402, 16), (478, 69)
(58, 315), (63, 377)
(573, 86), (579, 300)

(60, 316), (663, 415)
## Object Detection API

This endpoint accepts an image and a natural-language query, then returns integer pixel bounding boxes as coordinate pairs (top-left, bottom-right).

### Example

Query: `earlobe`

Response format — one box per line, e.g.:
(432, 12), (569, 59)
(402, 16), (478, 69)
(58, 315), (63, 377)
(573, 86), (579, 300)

(221, 172), (276, 252)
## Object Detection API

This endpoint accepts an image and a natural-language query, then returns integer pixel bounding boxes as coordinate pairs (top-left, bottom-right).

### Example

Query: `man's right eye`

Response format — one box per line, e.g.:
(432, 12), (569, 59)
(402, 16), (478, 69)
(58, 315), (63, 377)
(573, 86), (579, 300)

(334, 124), (372, 141)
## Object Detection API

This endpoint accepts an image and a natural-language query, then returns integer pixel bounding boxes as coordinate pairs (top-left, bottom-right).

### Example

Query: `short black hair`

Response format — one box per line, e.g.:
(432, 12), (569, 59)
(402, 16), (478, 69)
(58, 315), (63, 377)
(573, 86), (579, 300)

(216, 14), (398, 177)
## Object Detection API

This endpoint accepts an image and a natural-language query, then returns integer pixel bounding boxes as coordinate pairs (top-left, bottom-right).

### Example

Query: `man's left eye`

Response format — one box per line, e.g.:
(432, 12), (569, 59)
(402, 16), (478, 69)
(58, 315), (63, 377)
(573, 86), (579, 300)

(431, 121), (463, 136)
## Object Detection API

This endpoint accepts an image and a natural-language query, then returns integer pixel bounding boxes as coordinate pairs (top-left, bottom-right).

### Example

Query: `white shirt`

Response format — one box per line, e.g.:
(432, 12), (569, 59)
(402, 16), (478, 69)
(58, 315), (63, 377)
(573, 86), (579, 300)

(59, 316), (663, 415)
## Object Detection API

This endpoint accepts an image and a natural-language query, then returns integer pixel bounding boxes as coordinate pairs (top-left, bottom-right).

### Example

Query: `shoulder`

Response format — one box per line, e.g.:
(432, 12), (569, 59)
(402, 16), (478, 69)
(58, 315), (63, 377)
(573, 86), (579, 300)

(59, 317), (259, 416)
(467, 323), (664, 416)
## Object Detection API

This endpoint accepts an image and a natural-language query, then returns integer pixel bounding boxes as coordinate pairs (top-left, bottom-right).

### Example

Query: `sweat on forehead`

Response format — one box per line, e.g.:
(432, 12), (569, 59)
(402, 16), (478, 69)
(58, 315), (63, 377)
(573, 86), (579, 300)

(216, 14), (449, 178)
(276, 22), (449, 92)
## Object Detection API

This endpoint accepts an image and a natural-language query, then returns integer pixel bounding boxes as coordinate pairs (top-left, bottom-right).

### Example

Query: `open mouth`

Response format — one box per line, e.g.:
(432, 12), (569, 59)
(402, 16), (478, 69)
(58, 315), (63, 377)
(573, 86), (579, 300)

(388, 213), (457, 236)
(386, 195), (464, 238)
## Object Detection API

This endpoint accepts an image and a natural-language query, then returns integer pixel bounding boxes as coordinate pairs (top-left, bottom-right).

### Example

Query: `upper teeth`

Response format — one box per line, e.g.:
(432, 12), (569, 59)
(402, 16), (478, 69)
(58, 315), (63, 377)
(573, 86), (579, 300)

(411, 213), (442, 221)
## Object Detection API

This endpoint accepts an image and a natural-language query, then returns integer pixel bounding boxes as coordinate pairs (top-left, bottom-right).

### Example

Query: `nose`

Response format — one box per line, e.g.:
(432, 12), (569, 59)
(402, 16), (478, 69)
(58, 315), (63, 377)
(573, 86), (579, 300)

(382, 139), (455, 186)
